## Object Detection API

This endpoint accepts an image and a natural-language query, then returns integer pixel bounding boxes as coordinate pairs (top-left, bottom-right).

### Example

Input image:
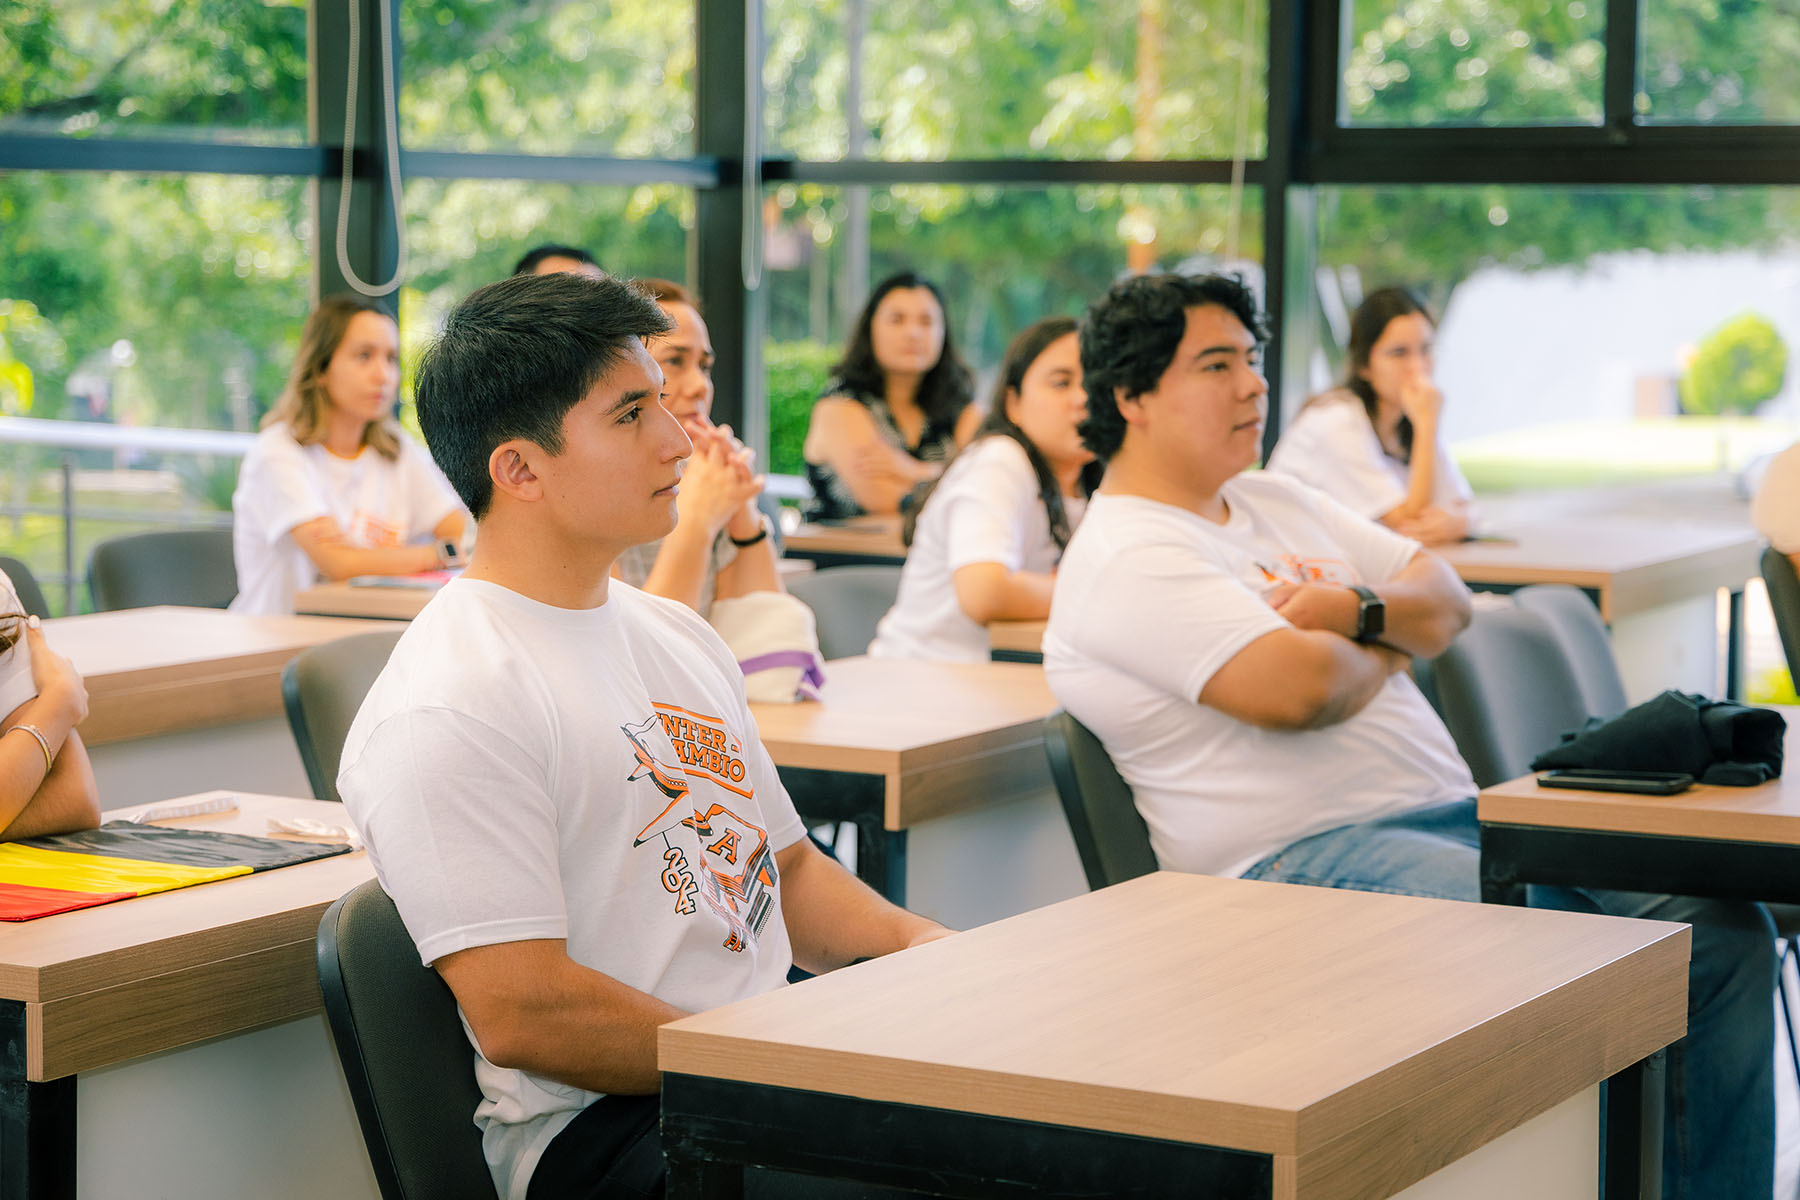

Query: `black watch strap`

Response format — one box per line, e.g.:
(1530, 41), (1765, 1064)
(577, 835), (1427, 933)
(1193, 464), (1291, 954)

(1350, 584), (1385, 644)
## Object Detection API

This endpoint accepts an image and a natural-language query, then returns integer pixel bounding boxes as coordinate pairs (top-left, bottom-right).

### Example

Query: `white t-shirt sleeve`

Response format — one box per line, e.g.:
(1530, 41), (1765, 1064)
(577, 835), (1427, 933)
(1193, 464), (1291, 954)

(1293, 481), (1424, 585)
(1754, 443), (1800, 554)
(398, 435), (465, 539)
(345, 706), (568, 966)
(939, 440), (1041, 573)
(0, 574), (36, 719)
(239, 435), (333, 545)
(1269, 401), (1406, 520)
(1068, 541), (1289, 703)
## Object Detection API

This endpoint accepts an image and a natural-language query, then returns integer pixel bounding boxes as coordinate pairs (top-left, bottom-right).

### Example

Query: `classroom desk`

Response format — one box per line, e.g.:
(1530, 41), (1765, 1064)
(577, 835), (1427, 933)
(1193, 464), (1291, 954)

(986, 618), (1045, 663)
(45, 607), (397, 810)
(781, 515), (906, 567)
(295, 557), (819, 620)
(750, 655), (1083, 928)
(1438, 519), (1760, 700)
(1478, 707), (1800, 906)
(661, 872), (1686, 1200)
(0, 792), (379, 1200)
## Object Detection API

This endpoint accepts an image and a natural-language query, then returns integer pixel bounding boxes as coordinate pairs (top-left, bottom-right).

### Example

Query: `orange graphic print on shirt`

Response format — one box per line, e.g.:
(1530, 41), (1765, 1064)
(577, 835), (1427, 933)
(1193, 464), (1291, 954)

(622, 704), (777, 953)
(1253, 554), (1357, 589)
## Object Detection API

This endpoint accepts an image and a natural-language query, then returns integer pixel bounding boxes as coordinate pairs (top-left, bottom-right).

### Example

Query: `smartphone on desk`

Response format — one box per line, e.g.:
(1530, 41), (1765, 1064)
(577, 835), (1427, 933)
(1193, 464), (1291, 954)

(1537, 768), (1694, 795)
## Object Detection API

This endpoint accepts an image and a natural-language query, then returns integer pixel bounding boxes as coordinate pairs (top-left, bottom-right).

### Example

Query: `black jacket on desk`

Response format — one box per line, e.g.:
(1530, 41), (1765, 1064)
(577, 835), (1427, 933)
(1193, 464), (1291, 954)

(1531, 690), (1786, 786)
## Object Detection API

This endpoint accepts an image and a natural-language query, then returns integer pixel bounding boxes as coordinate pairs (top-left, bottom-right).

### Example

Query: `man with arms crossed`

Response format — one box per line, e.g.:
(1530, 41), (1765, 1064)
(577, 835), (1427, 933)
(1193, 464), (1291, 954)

(339, 273), (944, 1200)
(1043, 272), (1772, 1199)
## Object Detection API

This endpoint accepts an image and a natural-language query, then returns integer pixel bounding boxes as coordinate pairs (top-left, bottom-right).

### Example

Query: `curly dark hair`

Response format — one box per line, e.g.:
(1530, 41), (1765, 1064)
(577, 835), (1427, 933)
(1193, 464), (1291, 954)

(1077, 273), (1268, 461)
(826, 271), (974, 431)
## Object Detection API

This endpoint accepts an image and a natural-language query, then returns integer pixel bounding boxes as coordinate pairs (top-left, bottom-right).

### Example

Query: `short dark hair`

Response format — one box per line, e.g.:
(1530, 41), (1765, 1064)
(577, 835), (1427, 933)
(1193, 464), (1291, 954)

(416, 273), (672, 518)
(828, 271), (973, 429)
(511, 243), (603, 276)
(1077, 273), (1268, 461)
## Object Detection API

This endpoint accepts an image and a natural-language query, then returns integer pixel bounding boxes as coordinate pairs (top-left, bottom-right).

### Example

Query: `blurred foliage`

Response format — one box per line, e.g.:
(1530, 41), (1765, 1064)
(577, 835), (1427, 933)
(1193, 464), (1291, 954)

(766, 340), (838, 476)
(1749, 665), (1799, 706)
(1680, 313), (1788, 417)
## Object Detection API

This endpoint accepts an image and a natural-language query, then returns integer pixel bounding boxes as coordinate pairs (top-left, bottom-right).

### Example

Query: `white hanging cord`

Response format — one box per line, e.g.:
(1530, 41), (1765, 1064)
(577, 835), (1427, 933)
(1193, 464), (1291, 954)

(1224, 0), (1257, 263)
(335, 0), (409, 297)
(741, 1), (765, 291)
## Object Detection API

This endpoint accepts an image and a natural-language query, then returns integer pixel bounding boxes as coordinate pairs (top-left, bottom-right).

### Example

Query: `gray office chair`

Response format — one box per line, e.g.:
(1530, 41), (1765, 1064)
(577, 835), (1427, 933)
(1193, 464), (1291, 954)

(317, 880), (497, 1200)
(282, 629), (404, 804)
(1042, 709), (1158, 890)
(87, 528), (237, 611)
(1430, 606), (1593, 789)
(0, 556), (53, 618)
(1760, 547), (1800, 681)
(1512, 584), (1630, 719)
(783, 565), (903, 660)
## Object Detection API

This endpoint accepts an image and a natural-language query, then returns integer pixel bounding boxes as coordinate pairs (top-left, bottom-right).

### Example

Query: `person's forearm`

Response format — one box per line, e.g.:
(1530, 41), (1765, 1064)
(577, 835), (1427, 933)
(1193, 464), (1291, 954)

(780, 842), (947, 974)
(1373, 553), (1470, 659)
(835, 463), (914, 516)
(305, 541), (441, 583)
(1396, 416), (1438, 519)
(2, 731), (99, 840)
(433, 510), (468, 544)
(638, 520), (724, 611)
(713, 527), (783, 601)
(1305, 640), (1410, 728)
(953, 564), (1055, 625)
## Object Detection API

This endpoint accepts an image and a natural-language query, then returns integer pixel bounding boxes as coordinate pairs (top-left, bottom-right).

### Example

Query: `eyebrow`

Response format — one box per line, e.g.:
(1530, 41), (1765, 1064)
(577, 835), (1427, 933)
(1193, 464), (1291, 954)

(1191, 344), (1248, 360)
(607, 387), (656, 415)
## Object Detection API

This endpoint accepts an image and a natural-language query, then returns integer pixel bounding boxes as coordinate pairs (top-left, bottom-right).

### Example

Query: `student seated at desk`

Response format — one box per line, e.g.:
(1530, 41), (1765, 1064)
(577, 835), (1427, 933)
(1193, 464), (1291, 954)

(802, 272), (981, 520)
(1266, 287), (1475, 545)
(868, 317), (1100, 662)
(1043, 271), (1774, 1200)
(230, 295), (468, 615)
(338, 273), (947, 1200)
(612, 279), (783, 619)
(0, 572), (99, 840)
(1752, 438), (1800, 575)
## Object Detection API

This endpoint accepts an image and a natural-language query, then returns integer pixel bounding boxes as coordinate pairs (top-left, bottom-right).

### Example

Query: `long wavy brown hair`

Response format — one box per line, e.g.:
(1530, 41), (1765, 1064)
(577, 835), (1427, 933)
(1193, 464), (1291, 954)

(262, 294), (403, 460)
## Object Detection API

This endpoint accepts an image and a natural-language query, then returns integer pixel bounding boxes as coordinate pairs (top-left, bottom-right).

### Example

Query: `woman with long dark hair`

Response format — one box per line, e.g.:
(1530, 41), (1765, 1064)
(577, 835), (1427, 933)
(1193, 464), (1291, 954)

(230, 294), (468, 614)
(868, 316), (1100, 661)
(0, 574), (98, 839)
(802, 271), (980, 519)
(1268, 287), (1474, 544)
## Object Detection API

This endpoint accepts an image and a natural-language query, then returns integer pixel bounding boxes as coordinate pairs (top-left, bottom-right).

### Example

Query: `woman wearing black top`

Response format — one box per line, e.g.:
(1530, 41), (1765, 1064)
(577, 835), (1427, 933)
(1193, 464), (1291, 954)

(803, 271), (981, 519)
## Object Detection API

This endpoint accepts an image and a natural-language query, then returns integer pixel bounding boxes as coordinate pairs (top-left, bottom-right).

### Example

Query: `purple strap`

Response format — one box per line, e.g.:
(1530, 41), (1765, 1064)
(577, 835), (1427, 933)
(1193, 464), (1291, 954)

(737, 651), (827, 699)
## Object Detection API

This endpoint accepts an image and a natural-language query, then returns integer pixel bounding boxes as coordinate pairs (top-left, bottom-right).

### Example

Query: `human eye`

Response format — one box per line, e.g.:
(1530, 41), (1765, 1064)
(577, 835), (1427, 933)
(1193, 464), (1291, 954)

(619, 403), (643, 425)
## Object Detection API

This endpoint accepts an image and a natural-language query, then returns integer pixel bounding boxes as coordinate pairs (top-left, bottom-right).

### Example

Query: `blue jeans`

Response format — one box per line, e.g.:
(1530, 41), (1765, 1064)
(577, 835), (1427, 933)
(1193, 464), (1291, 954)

(1242, 799), (1775, 1200)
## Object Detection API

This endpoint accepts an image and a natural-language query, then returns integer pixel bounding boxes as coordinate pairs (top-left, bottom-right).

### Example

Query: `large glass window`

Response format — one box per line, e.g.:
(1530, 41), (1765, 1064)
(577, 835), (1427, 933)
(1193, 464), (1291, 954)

(765, 0), (1266, 160)
(761, 182), (1262, 474)
(1638, 0), (1800, 123)
(0, 1), (307, 144)
(1294, 184), (1800, 491)
(400, 0), (696, 156)
(1340, 0), (1604, 126)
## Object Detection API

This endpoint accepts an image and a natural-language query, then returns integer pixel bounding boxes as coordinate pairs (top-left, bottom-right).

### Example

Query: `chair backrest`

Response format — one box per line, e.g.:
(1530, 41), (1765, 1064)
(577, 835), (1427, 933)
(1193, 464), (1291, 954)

(1761, 546), (1800, 682)
(1511, 584), (1630, 719)
(1431, 606), (1593, 788)
(1042, 709), (1158, 891)
(783, 564), (904, 660)
(0, 557), (52, 619)
(317, 880), (497, 1200)
(282, 628), (405, 805)
(87, 529), (237, 611)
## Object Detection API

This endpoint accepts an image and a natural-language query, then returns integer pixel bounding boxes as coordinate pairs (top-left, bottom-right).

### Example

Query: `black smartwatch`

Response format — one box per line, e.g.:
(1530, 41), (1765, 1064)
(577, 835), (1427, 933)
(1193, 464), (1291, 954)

(1350, 585), (1385, 644)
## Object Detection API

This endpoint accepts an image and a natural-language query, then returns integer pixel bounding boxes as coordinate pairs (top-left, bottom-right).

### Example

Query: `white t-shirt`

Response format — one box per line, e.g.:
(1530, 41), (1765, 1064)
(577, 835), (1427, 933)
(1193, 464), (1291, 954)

(1752, 441), (1800, 554)
(1267, 390), (1474, 522)
(338, 577), (806, 1200)
(228, 423), (462, 615)
(869, 436), (1085, 663)
(1043, 477), (1476, 879)
(0, 572), (36, 720)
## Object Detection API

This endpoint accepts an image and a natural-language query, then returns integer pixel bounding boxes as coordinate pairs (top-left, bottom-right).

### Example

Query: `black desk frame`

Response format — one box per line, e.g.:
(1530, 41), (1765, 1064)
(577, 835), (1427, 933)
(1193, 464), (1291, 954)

(778, 766), (907, 907)
(1, 1000), (75, 1200)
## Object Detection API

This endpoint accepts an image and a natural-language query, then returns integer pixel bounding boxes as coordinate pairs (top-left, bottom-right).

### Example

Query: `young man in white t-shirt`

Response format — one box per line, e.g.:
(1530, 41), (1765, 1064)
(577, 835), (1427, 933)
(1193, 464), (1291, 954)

(337, 273), (947, 1200)
(1042, 272), (1773, 1200)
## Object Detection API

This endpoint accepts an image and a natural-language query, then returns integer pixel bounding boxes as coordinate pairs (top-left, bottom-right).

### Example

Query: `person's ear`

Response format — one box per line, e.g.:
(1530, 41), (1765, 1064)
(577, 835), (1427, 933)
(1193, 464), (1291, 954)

(1003, 386), (1022, 425)
(1115, 386), (1149, 428)
(488, 440), (544, 504)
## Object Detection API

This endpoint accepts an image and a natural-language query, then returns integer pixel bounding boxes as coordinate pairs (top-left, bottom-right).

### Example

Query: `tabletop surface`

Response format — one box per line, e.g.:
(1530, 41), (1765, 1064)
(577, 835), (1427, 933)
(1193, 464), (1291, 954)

(783, 515), (907, 558)
(661, 871), (1685, 1189)
(1479, 706), (1800, 844)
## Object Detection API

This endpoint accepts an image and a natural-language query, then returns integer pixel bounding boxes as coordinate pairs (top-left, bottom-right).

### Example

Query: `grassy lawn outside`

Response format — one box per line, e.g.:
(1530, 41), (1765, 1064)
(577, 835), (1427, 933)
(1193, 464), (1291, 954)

(1454, 416), (1799, 493)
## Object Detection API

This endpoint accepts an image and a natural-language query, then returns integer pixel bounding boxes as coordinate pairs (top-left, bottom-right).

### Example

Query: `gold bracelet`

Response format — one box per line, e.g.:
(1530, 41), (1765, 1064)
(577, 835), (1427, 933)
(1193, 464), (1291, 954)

(7, 723), (54, 775)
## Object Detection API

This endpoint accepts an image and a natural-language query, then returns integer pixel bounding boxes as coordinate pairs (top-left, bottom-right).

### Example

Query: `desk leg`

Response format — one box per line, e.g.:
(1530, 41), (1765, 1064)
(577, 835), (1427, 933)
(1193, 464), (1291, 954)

(665, 1153), (745, 1200)
(0, 1001), (74, 1200)
(777, 767), (909, 906)
(1602, 1051), (1664, 1200)
(1477, 836), (1527, 907)
(1726, 586), (1746, 701)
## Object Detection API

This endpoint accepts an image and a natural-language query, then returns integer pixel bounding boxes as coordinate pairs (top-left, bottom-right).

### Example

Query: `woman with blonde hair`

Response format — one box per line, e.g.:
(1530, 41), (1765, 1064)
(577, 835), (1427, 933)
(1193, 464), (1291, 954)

(231, 294), (467, 614)
(0, 571), (99, 839)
